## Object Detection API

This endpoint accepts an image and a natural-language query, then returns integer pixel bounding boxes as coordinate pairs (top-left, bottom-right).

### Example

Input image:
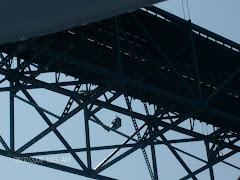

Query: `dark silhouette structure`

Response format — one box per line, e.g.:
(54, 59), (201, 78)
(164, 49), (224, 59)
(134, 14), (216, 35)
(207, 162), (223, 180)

(0, 7), (239, 179)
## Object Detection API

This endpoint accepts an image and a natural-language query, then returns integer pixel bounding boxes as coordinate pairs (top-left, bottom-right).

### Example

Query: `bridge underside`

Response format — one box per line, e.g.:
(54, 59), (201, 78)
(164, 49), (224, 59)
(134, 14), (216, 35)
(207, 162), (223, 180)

(0, 7), (239, 180)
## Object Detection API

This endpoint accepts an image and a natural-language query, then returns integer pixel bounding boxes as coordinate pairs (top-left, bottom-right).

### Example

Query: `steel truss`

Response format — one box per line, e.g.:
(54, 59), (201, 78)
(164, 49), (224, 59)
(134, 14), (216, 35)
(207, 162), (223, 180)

(0, 7), (239, 180)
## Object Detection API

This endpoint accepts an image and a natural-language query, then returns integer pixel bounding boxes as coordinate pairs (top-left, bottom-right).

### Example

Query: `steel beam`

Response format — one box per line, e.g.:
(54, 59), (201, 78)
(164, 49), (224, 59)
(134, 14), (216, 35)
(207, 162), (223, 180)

(158, 133), (197, 180)
(84, 107), (92, 169)
(189, 22), (202, 99)
(180, 150), (238, 180)
(93, 101), (240, 151)
(16, 87), (107, 154)
(131, 13), (197, 99)
(205, 141), (215, 180)
(10, 80), (15, 152)
(22, 89), (88, 170)
(20, 137), (202, 157)
(150, 126), (159, 180)
(5, 42), (240, 124)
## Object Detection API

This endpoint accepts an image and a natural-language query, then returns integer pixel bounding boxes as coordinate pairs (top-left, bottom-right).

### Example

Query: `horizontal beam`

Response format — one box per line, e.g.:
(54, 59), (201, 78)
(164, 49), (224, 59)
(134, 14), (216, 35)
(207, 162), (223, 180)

(21, 138), (200, 157)
(94, 100), (240, 151)
(0, 68), (86, 101)
(0, 80), (85, 92)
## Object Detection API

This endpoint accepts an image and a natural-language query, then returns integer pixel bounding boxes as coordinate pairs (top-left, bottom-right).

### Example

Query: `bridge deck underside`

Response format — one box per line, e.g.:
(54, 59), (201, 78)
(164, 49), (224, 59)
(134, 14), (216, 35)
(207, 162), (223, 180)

(1, 7), (239, 132)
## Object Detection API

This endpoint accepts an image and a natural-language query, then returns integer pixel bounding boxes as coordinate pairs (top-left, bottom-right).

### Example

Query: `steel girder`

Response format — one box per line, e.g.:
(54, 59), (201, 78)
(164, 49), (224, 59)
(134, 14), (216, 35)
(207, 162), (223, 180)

(0, 57), (238, 179)
(0, 6), (239, 180)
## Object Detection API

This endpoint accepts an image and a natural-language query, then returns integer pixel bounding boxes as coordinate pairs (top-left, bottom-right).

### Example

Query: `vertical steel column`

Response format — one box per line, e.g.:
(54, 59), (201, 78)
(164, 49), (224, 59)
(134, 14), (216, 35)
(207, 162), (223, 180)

(84, 107), (92, 169)
(205, 141), (215, 180)
(150, 126), (159, 180)
(10, 81), (15, 152)
(189, 21), (202, 100)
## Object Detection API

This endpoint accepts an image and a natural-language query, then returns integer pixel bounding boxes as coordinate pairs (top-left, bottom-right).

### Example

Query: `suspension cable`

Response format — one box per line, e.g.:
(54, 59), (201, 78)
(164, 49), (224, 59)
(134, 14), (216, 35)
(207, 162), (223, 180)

(182, 0), (186, 20)
(186, 0), (191, 20)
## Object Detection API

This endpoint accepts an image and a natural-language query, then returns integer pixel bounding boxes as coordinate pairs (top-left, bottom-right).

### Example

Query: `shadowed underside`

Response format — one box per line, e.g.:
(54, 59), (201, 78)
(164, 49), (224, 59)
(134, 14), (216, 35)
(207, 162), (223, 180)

(0, 0), (164, 45)
(1, 7), (239, 132)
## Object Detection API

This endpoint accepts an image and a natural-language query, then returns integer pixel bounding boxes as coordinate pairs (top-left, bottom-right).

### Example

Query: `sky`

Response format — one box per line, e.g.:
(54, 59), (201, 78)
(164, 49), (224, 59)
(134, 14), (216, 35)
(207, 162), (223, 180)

(0, 0), (239, 180)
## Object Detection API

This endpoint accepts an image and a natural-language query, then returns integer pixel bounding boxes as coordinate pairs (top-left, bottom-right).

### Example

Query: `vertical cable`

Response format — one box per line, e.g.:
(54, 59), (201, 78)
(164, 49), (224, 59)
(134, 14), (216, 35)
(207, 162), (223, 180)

(186, 0), (191, 20)
(182, 0), (186, 19)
